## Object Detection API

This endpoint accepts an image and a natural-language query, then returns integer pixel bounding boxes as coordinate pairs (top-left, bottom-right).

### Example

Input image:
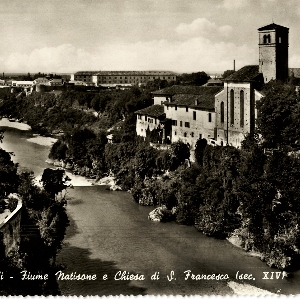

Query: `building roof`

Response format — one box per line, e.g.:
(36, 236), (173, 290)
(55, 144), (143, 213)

(158, 86), (223, 111)
(258, 23), (289, 31)
(152, 85), (222, 96)
(225, 65), (260, 82)
(74, 71), (99, 76)
(50, 78), (63, 82)
(135, 105), (165, 117)
(74, 71), (177, 76)
(204, 78), (223, 86)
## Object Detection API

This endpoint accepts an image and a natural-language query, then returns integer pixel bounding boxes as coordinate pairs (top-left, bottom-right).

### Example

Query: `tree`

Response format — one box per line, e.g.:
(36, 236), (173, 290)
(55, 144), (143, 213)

(256, 80), (298, 148)
(179, 72), (210, 86)
(169, 141), (190, 170)
(196, 146), (241, 237)
(40, 168), (71, 200)
(0, 148), (18, 199)
(222, 70), (235, 79)
(134, 144), (159, 179)
(48, 140), (68, 160)
(194, 138), (207, 166)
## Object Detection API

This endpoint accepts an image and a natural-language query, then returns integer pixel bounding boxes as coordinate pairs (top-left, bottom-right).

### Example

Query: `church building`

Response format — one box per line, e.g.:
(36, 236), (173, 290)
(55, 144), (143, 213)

(215, 23), (289, 147)
(135, 23), (290, 149)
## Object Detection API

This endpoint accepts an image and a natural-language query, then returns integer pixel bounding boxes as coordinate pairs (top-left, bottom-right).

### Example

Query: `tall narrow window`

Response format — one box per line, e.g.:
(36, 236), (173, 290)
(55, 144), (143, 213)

(208, 113), (212, 123)
(230, 89), (234, 125)
(240, 90), (244, 127)
(220, 101), (224, 123)
(193, 111), (196, 120)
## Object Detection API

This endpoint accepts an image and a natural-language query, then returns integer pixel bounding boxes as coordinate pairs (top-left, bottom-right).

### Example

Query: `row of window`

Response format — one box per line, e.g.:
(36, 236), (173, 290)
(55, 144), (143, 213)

(220, 90), (244, 127)
(171, 113), (212, 126)
(167, 106), (189, 112)
(262, 34), (282, 44)
(174, 132), (206, 139)
(99, 76), (174, 80)
(167, 107), (211, 123)
(137, 115), (157, 124)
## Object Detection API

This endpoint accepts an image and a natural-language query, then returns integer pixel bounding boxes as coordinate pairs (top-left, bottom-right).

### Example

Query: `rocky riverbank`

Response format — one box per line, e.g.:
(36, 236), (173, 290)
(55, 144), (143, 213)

(45, 158), (122, 190)
(0, 117), (31, 131)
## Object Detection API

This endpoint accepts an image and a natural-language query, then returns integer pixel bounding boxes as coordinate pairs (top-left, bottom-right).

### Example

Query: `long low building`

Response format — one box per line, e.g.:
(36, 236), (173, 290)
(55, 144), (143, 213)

(71, 71), (177, 87)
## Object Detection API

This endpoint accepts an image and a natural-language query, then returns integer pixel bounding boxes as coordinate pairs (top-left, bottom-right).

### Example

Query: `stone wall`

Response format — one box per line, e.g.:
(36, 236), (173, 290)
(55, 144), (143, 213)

(0, 200), (22, 257)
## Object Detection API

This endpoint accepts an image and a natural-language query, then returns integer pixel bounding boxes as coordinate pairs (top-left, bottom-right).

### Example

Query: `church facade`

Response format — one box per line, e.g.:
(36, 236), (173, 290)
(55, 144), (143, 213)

(215, 23), (289, 147)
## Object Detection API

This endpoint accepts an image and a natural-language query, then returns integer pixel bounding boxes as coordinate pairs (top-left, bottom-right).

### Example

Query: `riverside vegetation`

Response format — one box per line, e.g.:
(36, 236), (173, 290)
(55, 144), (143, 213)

(0, 130), (70, 295)
(1, 79), (300, 273)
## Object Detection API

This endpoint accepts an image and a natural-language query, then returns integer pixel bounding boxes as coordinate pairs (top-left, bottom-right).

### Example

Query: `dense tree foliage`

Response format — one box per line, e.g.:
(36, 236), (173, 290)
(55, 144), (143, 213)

(222, 70), (235, 78)
(0, 148), (18, 199)
(179, 72), (210, 86)
(0, 136), (69, 294)
(0, 87), (153, 135)
(256, 80), (299, 148)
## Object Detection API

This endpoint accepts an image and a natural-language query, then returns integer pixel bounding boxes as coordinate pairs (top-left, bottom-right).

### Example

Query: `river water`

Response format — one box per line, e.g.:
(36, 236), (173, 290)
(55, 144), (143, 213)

(2, 126), (300, 296)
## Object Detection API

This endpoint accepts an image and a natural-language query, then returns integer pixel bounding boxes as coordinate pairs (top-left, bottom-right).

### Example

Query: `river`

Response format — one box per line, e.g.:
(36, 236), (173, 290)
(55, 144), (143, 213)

(2, 126), (300, 296)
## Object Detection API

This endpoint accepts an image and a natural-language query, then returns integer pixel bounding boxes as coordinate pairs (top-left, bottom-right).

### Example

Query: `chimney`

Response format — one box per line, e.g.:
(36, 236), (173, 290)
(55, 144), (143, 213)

(195, 99), (198, 105)
(233, 60), (235, 72)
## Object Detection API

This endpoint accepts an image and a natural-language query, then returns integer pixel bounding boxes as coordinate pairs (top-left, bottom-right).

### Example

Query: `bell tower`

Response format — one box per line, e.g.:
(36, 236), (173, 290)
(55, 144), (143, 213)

(258, 23), (289, 83)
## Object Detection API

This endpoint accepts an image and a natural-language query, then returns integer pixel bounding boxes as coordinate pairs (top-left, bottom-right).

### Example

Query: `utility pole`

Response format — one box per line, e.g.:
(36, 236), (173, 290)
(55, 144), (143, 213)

(226, 80), (229, 146)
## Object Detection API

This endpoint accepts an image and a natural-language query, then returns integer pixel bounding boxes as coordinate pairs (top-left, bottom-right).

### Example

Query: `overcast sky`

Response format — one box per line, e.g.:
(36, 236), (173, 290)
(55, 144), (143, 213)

(0, 0), (299, 74)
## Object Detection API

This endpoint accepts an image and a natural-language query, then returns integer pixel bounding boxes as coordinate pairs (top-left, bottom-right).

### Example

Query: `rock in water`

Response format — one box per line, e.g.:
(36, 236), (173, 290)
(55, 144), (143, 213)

(110, 184), (122, 191)
(148, 206), (172, 222)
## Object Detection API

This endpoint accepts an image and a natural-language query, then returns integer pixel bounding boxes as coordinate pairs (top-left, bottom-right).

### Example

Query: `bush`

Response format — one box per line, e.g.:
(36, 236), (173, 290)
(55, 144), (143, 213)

(7, 197), (18, 212)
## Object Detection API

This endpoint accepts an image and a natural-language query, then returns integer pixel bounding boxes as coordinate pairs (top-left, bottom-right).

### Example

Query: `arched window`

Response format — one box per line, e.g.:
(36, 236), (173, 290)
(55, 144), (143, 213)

(230, 89), (234, 125)
(240, 90), (244, 127)
(263, 34), (267, 43)
(184, 132), (187, 137)
(220, 101), (224, 123)
(263, 34), (271, 44)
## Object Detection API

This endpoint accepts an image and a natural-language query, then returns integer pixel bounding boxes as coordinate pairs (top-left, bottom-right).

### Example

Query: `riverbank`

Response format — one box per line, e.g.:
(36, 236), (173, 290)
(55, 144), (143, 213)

(0, 118), (57, 147)
(27, 135), (57, 146)
(0, 118), (31, 131)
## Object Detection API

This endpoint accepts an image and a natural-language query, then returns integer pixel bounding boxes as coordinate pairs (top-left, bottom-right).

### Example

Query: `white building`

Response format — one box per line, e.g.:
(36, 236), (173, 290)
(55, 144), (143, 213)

(11, 80), (34, 88)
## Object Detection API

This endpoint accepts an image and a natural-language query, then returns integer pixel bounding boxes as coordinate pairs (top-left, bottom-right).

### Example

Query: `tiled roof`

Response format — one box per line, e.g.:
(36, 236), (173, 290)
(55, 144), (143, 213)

(74, 71), (98, 76)
(152, 85), (222, 96)
(96, 71), (176, 76)
(74, 71), (177, 76)
(258, 23), (289, 31)
(159, 86), (223, 110)
(135, 105), (165, 117)
(225, 65), (260, 82)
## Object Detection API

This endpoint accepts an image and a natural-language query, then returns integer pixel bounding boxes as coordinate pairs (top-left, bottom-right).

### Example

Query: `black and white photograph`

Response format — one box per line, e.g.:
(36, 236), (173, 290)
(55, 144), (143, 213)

(0, 0), (300, 296)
